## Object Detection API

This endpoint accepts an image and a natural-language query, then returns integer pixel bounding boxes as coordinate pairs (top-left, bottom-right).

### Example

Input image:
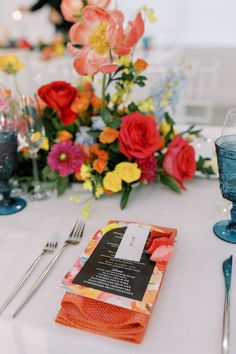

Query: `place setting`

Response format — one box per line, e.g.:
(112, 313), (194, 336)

(1, 1), (236, 354)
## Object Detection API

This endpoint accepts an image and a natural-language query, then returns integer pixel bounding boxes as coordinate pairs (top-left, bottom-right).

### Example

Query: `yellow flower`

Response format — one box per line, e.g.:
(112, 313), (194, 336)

(138, 97), (155, 113)
(82, 199), (92, 219)
(31, 132), (42, 143)
(80, 164), (91, 180)
(40, 137), (49, 151)
(103, 171), (122, 193)
(160, 99), (169, 108)
(159, 121), (177, 138)
(0, 54), (24, 75)
(139, 5), (157, 23)
(95, 184), (104, 198)
(53, 43), (65, 56)
(115, 162), (141, 183)
(83, 179), (93, 192)
(117, 56), (131, 66)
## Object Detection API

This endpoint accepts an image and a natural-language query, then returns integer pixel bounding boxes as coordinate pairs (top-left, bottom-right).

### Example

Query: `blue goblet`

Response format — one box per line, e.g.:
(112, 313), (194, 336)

(213, 135), (236, 243)
(0, 99), (27, 215)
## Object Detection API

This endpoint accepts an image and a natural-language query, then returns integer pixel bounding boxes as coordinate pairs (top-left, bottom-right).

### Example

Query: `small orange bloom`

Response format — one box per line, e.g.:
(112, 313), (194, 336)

(57, 130), (73, 142)
(90, 96), (102, 110)
(99, 127), (119, 144)
(93, 158), (107, 174)
(74, 171), (83, 181)
(134, 58), (148, 72)
(71, 96), (90, 114)
(78, 80), (94, 100)
(89, 144), (109, 161)
(158, 135), (166, 150)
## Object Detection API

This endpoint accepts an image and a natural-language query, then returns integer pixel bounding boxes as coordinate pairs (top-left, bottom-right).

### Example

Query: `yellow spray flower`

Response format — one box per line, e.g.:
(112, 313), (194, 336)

(80, 164), (92, 180)
(138, 97), (155, 113)
(115, 162), (141, 183)
(117, 56), (131, 66)
(139, 5), (157, 23)
(83, 179), (93, 192)
(0, 54), (24, 75)
(82, 199), (92, 219)
(159, 121), (177, 138)
(95, 184), (104, 198)
(103, 171), (122, 193)
(40, 137), (49, 151)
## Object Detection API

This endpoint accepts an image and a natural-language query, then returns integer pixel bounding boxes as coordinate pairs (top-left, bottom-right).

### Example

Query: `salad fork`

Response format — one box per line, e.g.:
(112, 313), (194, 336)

(12, 220), (85, 318)
(222, 255), (233, 354)
(0, 239), (58, 314)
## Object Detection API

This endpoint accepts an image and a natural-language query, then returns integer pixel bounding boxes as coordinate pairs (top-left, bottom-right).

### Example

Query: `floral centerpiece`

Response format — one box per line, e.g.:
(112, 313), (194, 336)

(15, 3), (215, 209)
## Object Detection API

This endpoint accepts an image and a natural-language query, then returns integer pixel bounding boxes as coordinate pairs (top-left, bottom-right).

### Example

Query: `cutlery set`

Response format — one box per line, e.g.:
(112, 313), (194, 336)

(0, 220), (85, 318)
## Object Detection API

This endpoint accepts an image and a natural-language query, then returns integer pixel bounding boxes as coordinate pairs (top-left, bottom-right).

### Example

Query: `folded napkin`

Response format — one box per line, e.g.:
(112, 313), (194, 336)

(55, 221), (177, 343)
(55, 292), (149, 343)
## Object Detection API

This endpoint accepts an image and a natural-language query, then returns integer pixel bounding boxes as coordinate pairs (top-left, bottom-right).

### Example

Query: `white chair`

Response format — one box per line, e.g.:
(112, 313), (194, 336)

(176, 61), (220, 125)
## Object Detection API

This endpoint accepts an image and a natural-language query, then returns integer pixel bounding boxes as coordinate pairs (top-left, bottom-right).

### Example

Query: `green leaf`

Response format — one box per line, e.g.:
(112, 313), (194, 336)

(87, 129), (101, 138)
(120, 185), (132, 209)
(159, 174), (181, 193)
(108, 118), (121, 129)
(100, 108), (113, 125)
(128, 102), (138, 112)
(135, 75), (147, 81)
(109, 140), (120, 153)
(136, 81), (145, 87)
(42, 166), (58, 181)
(56, 176), (70, 196)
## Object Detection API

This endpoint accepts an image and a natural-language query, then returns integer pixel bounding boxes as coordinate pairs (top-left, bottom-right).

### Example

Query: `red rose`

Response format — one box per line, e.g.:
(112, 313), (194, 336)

(38, 81), (77, 125)
(119, 112), (159, 159)
(163, 135), (196, 189)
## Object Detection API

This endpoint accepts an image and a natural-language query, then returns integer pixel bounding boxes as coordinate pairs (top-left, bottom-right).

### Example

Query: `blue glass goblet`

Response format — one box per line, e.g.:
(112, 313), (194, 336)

(0, 100), (27, 215)
(213, 135), (236, 243)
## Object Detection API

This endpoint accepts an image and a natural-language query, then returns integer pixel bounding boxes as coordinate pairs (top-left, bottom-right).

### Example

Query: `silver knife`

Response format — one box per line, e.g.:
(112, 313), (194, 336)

(222, 255), (233, 354)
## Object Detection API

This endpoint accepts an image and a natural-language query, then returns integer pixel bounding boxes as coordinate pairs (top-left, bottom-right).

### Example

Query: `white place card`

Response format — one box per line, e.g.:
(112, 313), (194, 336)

(115, 224), (151, 262)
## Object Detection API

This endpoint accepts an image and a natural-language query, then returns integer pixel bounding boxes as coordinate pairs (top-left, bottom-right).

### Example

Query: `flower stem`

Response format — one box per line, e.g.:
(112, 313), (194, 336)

(101, 73), (107, 110)
(12, 74), (21, 96)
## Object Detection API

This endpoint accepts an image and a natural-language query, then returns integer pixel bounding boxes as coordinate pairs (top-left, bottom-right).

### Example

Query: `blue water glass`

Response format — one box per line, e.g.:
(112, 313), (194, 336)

(0, 131), (26, 215)
(213, 135), (236, 243)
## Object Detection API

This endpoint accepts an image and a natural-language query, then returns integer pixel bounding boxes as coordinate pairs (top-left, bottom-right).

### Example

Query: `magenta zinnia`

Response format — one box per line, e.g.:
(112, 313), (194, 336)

(136, 155), (157, 184)
(47, 141), (84, 177)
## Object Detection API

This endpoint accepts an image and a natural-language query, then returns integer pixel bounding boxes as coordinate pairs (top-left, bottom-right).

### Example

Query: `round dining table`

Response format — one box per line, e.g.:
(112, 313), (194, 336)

(0, 126), (235, 354)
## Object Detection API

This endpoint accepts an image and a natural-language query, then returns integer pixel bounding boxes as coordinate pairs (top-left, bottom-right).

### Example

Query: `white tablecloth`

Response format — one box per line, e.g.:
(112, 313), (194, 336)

(0, 127), (233, 354)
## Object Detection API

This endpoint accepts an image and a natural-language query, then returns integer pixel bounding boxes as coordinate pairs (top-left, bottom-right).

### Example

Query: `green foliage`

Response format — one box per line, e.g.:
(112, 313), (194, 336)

(197, 156), (215, 177)
(56, 176), (70, 196)
(120, 184), (132, 209)
(159, 174), (182, 193)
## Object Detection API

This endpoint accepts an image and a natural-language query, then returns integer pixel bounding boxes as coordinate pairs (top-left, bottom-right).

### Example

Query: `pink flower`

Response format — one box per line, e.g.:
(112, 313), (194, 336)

(61, 0), (110, 23)
(47, 141), (84, 177)
(136, 155), (157, 184)
(163, 135), (196, 190)
(68, 6), (144, 76)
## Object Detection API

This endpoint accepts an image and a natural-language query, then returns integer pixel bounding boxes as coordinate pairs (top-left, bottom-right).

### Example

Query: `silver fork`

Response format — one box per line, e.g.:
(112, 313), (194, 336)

(12, 220), (85, 318)
(0, 240), (58, 314)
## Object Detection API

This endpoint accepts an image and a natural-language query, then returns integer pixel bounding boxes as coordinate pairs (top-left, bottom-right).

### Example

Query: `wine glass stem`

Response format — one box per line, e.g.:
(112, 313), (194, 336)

(0, 180), (11, 202)
(32, 154), (40, 187)
(230, 203), (236, 226)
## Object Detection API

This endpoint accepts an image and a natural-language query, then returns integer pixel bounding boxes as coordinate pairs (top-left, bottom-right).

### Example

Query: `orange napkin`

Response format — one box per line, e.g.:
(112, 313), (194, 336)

(55, 221), (177, 343)
(55, 292), (149, 343)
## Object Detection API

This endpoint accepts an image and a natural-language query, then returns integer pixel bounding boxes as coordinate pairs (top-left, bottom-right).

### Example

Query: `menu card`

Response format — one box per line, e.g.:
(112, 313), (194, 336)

(61, 221), (177, 315)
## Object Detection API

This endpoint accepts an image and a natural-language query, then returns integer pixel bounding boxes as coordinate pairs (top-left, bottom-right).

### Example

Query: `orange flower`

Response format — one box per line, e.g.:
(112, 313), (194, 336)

(57, 130), (73, 142)
(74, 171), (83, 180)
(90, 96), (102, 110)
(134, 58), (148, 72)
(99, 127), (119, 144)
(71, 96), (90, 114)
(93, 158), (107, 174)
(158, 135), (165, 150)
(89, 144), (109, 161)
(78, 80), (94, 100)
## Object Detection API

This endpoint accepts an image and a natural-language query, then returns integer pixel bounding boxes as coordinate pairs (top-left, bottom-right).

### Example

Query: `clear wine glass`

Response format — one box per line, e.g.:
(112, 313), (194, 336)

(213, 108), (236, 243)
(0, 98), (27, 215)
(17, 95), (48, 201)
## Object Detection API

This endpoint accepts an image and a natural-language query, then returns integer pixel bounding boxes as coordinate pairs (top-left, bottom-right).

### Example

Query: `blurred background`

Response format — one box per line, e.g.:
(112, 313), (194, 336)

(1, 0), (236, 125)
